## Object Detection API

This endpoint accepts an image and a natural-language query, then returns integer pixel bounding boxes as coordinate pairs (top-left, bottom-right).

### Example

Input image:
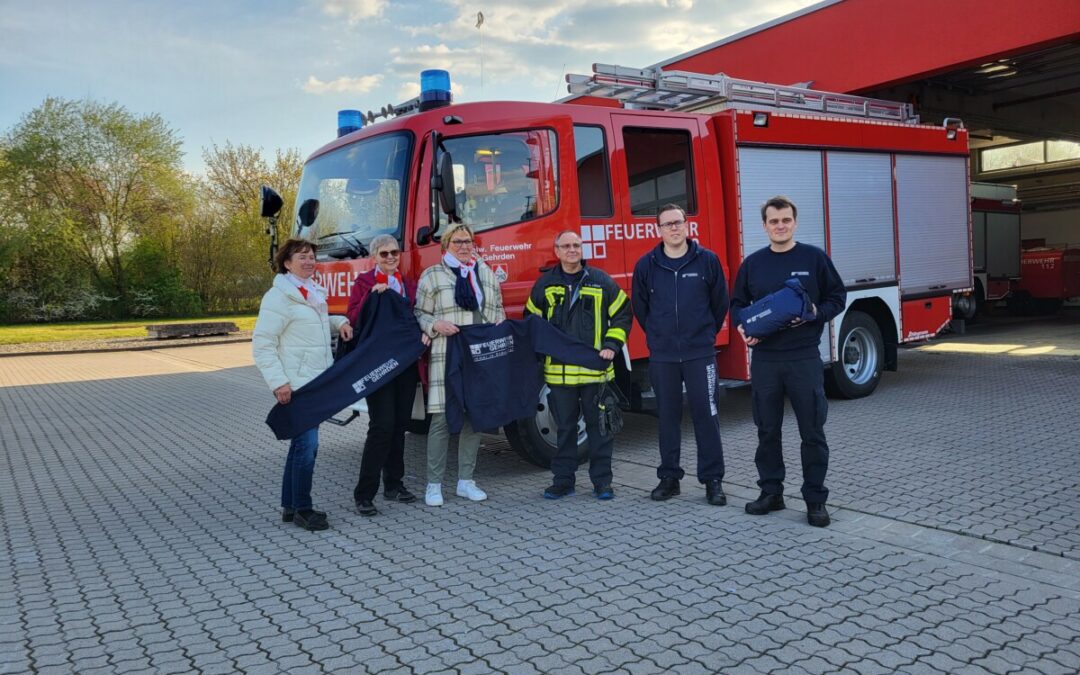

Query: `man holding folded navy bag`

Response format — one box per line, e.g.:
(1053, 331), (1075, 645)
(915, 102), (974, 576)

(731, 196), (846, 527)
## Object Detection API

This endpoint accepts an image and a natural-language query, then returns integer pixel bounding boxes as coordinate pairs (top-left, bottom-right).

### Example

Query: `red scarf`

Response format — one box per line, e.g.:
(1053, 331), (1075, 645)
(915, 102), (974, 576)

(375, 270), (405, 297)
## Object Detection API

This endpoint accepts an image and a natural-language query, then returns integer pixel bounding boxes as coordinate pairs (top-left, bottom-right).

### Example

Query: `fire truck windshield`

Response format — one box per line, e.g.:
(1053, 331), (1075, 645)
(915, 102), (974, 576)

(294, 132), (413, 259)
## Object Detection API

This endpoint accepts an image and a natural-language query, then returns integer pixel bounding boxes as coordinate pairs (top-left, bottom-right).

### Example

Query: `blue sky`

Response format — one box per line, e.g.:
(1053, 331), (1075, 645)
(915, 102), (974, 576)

(0, 0), (818, 174)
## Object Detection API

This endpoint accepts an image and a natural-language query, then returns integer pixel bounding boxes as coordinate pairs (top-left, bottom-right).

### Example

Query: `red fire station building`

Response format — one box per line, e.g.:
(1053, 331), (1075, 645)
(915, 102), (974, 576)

(571, 0), (1080, 296)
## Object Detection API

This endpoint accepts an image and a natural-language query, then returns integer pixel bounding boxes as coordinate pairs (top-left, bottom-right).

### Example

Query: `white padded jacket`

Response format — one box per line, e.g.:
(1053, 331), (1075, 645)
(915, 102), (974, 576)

(252, 274), (348, 393)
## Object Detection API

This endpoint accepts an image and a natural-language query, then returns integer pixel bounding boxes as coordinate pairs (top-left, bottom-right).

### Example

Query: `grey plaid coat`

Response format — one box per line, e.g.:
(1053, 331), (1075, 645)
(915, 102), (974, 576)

(415, 258), (506, 414)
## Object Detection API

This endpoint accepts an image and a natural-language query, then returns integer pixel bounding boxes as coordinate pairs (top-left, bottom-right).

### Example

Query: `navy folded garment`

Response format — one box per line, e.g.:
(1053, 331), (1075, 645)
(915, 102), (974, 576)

(266, 292), (426, 440)
(444, 316), (610, 434)
(737, 278), (817, 339)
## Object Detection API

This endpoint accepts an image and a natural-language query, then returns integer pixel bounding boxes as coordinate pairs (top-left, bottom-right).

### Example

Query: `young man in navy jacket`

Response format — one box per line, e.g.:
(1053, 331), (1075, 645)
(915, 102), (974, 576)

(632, 204), (729, 506)
(731, 196), (846, 527)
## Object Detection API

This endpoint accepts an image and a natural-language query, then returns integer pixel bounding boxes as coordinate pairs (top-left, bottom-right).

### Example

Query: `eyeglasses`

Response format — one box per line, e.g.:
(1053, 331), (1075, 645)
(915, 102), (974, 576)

(449, 239), (473, 247)
(556, 242), (582, 250)
(658, 219), (686, 230)
(377, 250), (400, 259)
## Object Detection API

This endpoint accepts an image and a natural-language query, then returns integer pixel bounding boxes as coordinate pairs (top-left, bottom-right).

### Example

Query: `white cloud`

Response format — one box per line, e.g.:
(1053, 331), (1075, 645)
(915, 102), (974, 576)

(302, 74), (383, 94)
(320, 0), (387, 24)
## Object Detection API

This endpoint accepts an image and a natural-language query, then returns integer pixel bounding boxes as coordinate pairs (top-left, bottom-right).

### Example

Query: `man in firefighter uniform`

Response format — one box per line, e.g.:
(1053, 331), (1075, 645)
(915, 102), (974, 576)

(526, 230), (632, 500)
(632, 204), (730, 506)
(731, 196), (847, 527)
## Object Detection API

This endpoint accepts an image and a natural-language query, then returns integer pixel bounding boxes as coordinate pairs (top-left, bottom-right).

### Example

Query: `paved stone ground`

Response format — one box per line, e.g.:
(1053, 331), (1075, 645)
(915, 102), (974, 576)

(2, 323), (1080, 673)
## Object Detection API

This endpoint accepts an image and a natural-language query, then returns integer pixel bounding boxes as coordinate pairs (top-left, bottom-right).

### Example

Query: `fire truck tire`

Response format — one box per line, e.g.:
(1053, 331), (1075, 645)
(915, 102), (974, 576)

(504, 384), (589, 469)
(825, 311), (884, 399)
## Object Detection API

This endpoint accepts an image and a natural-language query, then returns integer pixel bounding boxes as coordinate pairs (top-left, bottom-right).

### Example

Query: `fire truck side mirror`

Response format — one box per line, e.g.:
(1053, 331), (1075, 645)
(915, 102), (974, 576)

(260, 186), (284, 219)
(297, 199), (320, 229)
(432, 150), (458, 221)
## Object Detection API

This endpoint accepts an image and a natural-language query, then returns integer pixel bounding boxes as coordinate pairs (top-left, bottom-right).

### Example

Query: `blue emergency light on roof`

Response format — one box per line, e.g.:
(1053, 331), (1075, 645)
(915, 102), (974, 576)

(419, 69), (452, 111)
(337, 109), (363, 138)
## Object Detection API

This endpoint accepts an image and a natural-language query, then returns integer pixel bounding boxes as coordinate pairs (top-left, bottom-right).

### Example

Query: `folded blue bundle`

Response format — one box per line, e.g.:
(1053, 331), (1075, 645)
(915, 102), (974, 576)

(738, 278), (817, 339)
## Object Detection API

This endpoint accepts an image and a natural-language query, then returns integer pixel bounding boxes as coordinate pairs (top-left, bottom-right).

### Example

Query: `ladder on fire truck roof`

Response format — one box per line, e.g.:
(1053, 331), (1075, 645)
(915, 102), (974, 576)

(566, 63), (919, 124)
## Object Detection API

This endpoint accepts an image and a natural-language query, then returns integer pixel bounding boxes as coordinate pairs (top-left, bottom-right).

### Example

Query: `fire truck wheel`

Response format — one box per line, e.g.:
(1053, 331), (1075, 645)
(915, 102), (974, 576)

(826, 311), (884, 399)
(504, 384), (589, 469)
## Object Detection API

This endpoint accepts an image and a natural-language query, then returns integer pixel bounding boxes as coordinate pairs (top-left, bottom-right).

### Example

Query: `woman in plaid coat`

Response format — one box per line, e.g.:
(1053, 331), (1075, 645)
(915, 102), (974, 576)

(414, 224), (506, 507)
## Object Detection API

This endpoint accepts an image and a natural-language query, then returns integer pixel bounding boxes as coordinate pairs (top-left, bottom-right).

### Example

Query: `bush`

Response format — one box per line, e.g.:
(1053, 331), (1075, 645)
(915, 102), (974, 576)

(125, 240), (203, 317)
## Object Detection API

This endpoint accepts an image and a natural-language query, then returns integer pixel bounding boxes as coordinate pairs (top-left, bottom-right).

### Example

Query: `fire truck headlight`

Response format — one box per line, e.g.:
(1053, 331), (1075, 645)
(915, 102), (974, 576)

(337, 110), (363, 138)
(753, 112), (769, 127)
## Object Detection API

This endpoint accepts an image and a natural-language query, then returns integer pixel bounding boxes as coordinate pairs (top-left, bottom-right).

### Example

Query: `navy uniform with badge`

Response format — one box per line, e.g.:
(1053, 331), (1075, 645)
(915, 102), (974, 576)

(632, 204), (730, 506)
(731, 196), (846, 527)
(526, 230), (632, 500)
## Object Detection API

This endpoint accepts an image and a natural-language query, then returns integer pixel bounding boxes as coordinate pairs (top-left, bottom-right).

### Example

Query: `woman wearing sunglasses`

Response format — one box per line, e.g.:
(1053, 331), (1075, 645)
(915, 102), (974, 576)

(345, 234), (430, 517)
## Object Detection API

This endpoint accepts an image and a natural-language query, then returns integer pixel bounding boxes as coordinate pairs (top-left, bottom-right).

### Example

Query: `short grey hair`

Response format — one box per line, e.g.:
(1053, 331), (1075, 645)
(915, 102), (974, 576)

(368, 234), (400, 256)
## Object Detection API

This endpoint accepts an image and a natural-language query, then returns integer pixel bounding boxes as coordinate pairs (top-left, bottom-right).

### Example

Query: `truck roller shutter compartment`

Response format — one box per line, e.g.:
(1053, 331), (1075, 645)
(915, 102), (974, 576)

(826, 152), (895, 288)
(895, 155), (971, 296)
(737, 147), (826, 256)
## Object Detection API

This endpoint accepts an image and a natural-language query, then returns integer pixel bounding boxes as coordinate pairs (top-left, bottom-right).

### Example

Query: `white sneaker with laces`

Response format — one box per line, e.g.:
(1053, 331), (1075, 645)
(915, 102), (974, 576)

(425, 483), (443, 507)
(456, 480), (487, 502)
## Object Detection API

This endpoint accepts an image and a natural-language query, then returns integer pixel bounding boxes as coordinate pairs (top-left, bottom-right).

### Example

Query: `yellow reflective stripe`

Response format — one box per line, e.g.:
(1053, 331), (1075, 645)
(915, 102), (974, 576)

(543, 371), (614, 385)
(605, 327), (627, 343)
(525, 298), (542, 316)
(543, 287), (564, 320)
(546, 363), (614, 375)
(580, 287), (603, 348)
(608, 290), (628, 316)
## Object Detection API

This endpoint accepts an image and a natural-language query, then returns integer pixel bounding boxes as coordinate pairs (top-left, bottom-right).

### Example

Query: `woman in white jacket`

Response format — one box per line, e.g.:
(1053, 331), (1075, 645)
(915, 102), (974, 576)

(252, 239), (352, 531)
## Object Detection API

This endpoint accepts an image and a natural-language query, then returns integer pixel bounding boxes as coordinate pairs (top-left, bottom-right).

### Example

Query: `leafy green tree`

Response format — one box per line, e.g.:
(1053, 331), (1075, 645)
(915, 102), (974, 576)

(0, 98), (186, 313)
(179, 143), (302, 312)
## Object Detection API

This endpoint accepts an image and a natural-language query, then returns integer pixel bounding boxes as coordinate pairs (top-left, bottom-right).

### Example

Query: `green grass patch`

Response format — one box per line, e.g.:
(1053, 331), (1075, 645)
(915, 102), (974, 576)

(0, 315), (258, 345)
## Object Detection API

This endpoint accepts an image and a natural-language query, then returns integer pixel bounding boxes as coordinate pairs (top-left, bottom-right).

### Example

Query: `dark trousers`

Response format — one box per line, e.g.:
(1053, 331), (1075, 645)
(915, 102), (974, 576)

(750, 356), (830, 504)
(548, 383), (614, 489)
(651, 357), (725, 483)
(354, 364), (419, 502)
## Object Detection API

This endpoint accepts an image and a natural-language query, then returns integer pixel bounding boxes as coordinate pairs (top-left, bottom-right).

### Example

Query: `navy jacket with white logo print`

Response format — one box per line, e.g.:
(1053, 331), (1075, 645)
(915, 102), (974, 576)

(265, 292), (426, 440)
(631, 240), (729, 363)
(444, 316), (609, 434)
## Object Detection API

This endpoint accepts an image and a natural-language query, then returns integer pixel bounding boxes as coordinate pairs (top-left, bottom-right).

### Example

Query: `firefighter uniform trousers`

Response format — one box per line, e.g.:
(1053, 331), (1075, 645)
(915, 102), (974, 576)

(548, 384), (613, 490)
(652, 356), (725, 483)
(749, 356), (829, 504)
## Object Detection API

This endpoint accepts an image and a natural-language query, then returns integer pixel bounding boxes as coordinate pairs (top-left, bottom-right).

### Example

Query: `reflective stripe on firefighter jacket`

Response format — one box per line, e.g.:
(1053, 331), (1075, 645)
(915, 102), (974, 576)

(525, 262), (632, 386)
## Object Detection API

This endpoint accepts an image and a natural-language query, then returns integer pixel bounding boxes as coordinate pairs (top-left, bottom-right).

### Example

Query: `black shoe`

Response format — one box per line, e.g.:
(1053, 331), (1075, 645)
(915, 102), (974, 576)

(543, 484), (575, 499)
(384, 487), (417, 503)
(593, 485), (615, 501)
(284, 507), (324, 523)
(705, 480), (727, 506)
(294, 509), (329, 531)
(356, 499), (378, 516)
(807, 503), (830, 528)
(651, 478), (680, 501)
(744, 492), (785, 515)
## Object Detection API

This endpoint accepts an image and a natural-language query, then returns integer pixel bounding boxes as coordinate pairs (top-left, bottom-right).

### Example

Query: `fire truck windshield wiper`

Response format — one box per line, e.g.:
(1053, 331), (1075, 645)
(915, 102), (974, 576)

(317, 230), (368, 259)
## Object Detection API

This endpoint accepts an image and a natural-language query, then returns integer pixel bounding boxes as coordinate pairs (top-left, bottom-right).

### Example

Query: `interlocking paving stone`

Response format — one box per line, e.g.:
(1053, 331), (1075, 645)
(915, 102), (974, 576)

(2, 327), (1080, 673)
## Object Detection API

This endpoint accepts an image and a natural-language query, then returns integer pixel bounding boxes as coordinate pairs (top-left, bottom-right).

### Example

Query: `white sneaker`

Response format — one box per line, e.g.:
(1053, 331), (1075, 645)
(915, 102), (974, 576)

(456, 480), (487, 502)
(425, 483), (443, 507)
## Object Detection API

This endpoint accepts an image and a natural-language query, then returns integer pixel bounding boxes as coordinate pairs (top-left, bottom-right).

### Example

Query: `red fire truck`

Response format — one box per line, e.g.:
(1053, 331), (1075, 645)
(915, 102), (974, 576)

(953, 182), (1021, 320)
(261, 65), (972, 466)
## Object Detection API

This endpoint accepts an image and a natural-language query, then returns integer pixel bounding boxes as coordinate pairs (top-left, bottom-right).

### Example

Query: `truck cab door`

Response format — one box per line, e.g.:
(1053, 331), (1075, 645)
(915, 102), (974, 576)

(609, 113), (723, 357)
(417, 115), (579, 318)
